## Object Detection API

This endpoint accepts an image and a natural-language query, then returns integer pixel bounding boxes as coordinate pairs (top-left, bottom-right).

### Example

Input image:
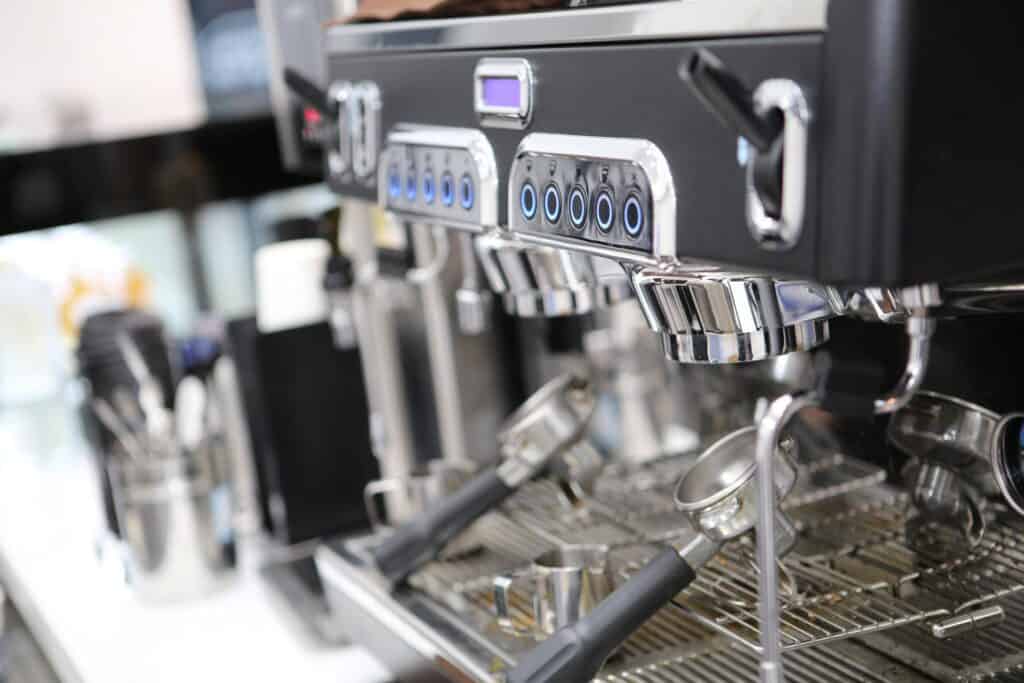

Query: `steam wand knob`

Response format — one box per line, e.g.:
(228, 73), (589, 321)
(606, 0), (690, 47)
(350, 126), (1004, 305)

(681, 49), (785, 220)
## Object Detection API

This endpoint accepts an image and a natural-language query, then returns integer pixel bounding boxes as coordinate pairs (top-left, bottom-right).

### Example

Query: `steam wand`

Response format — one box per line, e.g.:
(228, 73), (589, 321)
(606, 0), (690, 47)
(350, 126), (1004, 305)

(753, 310), (936, 683)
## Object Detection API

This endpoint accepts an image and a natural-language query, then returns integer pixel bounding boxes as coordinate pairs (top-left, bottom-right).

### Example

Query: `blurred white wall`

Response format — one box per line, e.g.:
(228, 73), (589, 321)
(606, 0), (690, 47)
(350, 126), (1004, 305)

(0, 1), (206, 152)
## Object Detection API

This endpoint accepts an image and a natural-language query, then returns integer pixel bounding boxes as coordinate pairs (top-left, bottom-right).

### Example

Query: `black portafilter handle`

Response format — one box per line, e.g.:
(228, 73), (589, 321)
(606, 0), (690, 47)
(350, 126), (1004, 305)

(681, 49), (783, 153)
(370, 468), (515, 585)
(283, 67), (336, 117)
(505, 547), (696, 683)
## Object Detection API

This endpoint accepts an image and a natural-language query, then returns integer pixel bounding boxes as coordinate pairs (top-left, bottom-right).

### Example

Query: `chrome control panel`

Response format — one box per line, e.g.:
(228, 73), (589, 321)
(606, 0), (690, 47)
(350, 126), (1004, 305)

(378, 126), (499, 231)
(507, 134), (676, 261)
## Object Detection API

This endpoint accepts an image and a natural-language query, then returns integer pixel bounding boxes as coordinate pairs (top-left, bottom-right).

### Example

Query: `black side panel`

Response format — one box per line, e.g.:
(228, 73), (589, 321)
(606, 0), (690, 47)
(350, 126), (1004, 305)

(821, 0), (1024, 286)
(902, 2), (1024, 285)
(328, 38), (824, 279)
(818, 0), (911, 286)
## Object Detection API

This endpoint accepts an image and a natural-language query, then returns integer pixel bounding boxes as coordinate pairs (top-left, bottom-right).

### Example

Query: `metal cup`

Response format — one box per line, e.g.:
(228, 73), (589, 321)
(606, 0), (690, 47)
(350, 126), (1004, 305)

(107, 441), (236, 603)
(494, 544), (613, 637)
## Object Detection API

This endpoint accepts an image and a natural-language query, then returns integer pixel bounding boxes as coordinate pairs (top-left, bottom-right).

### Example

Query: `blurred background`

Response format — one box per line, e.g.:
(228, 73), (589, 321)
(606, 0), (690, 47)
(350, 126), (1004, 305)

(0, 2), (393, 681)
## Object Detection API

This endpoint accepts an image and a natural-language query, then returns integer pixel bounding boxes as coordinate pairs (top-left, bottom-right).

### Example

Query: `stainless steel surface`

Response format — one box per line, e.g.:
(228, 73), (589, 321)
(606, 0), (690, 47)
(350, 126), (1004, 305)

(108, 450), (235, 602)
(455, 233), (494, 335)
(630, 270), (837, 363)
(751, 308), (938, 680)
(844, 284), (942, 324)
(320, 449), (973, 683)
(929, 605), (1005, 640)
(494, 545), (613, 637)
(888, 390), (1009, 543)
(344, 200), (514, 523)
(753, 393), (815, 683)
(675, 427), (797, 549)
(327, 81), (353, 179)
(496, 373), (596, 488)
(845, 282), (1024, 321)
(476, 231), (632, 318)
(904, 462), (987, 547)
(745, 79), (809, 251)
(888, 391), (1000, 484)
(409, 224), (473, 469)
(325, 0), (827, 55)
(345, 205), (418, 507)
(584, 305), (700, 464)
(873, 315), (936, 415)
(349, 81), (381, 181)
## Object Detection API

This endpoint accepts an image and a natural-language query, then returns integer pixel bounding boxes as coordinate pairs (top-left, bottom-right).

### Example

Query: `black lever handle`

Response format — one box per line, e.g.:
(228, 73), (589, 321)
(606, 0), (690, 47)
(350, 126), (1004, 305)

(370, 468), (515, 585)
(283, 67), (335, 117)
(681, 49), (782, 153)
(505, 547), (696, 683)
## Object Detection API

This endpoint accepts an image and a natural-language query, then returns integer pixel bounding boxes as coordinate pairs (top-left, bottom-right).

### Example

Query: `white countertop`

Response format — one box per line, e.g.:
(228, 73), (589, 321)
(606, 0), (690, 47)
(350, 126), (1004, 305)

(0, 398), (392, 683)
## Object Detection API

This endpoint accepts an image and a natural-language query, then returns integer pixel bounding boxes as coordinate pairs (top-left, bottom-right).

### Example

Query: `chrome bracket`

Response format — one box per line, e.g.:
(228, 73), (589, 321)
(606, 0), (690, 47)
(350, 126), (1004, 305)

(746, 79), (810, 251)
(327, 81), (353, 179)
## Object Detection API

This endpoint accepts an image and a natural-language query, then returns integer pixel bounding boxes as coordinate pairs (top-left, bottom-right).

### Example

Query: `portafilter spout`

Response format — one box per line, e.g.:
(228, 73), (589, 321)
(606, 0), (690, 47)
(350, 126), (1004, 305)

(369, 373), (596, 586)
(505, 426), (798, 683)
(476, 230), (632, 318)
(629, 268), (841, 363)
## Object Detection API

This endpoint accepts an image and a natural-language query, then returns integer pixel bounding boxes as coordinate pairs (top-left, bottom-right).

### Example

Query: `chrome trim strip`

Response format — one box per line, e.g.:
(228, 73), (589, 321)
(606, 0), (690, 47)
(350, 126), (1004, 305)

(326, 0), (827, 55)
(510, 231), (660, 267)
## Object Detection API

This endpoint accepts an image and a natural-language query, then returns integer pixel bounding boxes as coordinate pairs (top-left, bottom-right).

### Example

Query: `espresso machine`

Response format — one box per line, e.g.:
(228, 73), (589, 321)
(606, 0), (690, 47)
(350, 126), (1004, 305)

(278, 1), (1024, 681)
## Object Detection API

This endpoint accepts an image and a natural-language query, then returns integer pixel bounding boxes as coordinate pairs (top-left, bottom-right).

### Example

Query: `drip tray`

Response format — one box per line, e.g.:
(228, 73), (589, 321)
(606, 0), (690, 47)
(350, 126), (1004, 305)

(317, 452), (947, 681)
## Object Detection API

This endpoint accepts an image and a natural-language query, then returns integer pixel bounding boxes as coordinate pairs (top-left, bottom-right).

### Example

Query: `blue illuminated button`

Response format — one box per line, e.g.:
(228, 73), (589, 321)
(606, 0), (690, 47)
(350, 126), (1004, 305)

(387, 168), (401, 200)
(423, 172), (436, 204)
(460, 174), (474, 210)
(405, 173), (417, 201)
(623, 194), (644, 237)
(595, 191), (614, 232)
(568, 187), (587, 230)
(520, 182), (537, 220)
(543, 184), (561, 223)
(440, 173), (455, 207)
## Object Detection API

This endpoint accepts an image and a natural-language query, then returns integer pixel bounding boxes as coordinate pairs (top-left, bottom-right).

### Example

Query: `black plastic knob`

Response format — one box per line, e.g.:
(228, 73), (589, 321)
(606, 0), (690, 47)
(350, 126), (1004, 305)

(681, 49), (782, 153)
(681, 49), (786, 219)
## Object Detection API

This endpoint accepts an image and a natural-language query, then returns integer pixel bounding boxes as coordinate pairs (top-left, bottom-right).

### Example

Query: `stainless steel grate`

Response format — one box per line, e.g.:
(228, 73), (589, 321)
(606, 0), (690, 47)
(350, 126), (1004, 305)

(404, 451), (1024, 682)
(597, 641), (923, 683)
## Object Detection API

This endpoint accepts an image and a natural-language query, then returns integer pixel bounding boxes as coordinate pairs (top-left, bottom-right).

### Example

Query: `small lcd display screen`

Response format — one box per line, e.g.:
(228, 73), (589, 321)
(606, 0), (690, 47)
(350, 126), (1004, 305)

(481, 77), (521, 109)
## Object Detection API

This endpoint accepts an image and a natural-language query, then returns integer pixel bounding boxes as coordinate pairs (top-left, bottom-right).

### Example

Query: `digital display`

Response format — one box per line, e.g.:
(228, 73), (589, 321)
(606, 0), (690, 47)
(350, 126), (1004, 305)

(481, 77), (521, 109)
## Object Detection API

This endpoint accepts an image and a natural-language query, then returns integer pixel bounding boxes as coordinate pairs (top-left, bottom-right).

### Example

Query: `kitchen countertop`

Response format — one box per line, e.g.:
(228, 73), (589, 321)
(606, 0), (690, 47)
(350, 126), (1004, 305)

(0, 396), (392, 683)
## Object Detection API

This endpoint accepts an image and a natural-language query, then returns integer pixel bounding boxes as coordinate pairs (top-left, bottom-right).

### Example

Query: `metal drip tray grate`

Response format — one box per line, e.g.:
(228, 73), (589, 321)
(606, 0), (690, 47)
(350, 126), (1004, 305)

(661, 495), (1024, 659)
(597, 640), (916, 683)
(396, 451), (1024, 682)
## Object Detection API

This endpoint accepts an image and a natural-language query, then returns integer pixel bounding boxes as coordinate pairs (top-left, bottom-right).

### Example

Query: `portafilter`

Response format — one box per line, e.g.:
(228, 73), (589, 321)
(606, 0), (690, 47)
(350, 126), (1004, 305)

(369, 373), (596, 586)
(889, 391), (1024, 541)
(505, 425), (798, 683)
